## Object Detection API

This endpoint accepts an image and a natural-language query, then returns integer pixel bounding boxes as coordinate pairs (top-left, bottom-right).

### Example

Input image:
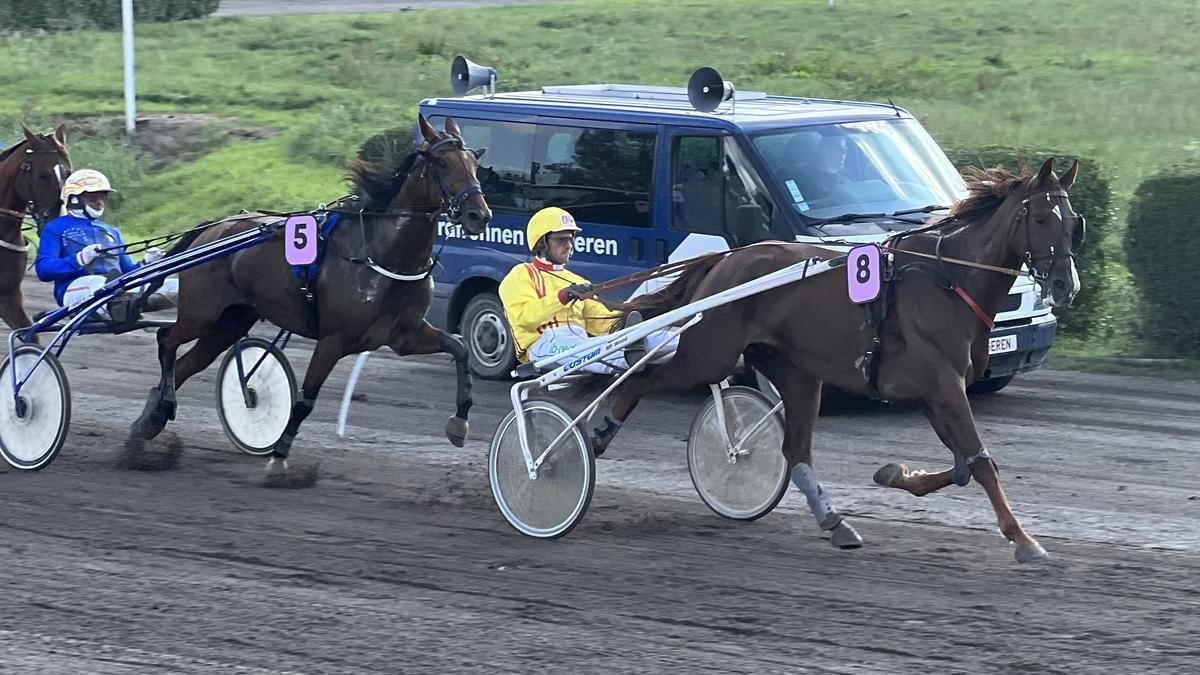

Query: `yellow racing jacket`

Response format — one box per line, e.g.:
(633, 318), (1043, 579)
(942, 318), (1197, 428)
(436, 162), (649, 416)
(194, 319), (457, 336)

(498, 258), (615, 362)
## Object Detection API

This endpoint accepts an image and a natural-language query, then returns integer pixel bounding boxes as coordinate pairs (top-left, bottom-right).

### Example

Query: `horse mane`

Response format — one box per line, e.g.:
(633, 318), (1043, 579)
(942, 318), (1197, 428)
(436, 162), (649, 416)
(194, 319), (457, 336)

(944, 165), (1033, 223)
(0, 138), (28, 164)
(344, 145), (422, 210)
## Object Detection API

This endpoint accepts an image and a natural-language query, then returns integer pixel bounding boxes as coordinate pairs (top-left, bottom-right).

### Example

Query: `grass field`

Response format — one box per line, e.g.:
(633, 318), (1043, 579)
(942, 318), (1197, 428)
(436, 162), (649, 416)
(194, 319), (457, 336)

(2, 0), (1198, 357)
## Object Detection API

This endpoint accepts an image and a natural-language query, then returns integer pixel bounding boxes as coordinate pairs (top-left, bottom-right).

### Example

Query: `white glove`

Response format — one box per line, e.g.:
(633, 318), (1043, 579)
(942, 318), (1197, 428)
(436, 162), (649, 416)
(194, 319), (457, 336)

(143, 247), (165, 265)
(76, 243), (102, 267)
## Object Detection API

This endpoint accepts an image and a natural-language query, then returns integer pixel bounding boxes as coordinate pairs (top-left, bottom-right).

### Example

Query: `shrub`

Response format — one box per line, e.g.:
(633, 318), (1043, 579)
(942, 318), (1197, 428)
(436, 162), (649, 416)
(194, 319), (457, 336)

(1124, 165), (1200, 356)
(0, 0), (220, 32)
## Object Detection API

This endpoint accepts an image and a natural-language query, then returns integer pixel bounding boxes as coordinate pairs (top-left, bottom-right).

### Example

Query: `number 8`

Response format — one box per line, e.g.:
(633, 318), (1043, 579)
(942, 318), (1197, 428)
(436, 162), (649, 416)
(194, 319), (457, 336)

(856, 254), (871, 283)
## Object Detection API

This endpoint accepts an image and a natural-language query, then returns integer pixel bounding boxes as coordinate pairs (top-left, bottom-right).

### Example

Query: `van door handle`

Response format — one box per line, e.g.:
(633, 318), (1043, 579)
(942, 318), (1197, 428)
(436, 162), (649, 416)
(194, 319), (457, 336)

(656, 240), (669, 263)
(629, 238), (644, 261)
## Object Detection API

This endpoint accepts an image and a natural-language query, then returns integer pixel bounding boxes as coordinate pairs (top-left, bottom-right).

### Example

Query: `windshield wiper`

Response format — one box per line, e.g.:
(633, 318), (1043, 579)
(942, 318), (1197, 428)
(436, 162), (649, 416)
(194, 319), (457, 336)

(897, 204), (950, 213)
(804, 209), (931, 228)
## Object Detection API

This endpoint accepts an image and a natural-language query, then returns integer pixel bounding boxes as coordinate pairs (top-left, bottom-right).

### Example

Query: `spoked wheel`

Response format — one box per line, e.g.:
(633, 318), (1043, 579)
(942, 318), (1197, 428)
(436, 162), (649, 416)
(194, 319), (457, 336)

(489, 398), (595, 538)
(688, 386), (789, 520)
(0, 346), (71, 470)
(216, 337), (297, 456)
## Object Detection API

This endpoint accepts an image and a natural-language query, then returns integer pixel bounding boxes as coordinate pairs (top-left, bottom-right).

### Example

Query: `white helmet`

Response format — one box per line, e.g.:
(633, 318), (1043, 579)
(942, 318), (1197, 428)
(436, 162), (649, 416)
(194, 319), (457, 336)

(61, 169), (115, 219)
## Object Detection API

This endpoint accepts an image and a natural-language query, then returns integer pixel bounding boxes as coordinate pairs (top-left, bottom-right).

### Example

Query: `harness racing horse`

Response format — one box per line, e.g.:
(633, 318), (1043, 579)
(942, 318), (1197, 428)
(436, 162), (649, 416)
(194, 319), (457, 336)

(597, 158), (1082, 563)
(131, 114), (492, 468)
(0, 124), (71, 331)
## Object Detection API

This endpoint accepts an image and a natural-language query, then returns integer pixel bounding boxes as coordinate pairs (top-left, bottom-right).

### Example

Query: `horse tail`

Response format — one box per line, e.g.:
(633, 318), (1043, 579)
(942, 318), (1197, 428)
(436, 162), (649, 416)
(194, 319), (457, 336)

(609, 252), (727, 330)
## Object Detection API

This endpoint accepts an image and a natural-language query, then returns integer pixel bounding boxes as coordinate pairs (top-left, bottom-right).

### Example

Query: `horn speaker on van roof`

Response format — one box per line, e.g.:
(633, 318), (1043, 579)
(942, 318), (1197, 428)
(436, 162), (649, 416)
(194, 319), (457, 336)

(451, 55), (497, 97)
(687, 67), (735, 113)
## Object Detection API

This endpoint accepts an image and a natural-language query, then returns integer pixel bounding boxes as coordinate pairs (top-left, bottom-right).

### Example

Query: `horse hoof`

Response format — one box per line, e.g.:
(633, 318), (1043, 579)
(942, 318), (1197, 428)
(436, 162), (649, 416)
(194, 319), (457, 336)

(872, 463), (907, 487)
(830, 521), (864, 549)
(1015, 542), (1049, 563)
(131, 416), (165, 441)
(261, 458), (319, 489)
(445, 416), (468, 448)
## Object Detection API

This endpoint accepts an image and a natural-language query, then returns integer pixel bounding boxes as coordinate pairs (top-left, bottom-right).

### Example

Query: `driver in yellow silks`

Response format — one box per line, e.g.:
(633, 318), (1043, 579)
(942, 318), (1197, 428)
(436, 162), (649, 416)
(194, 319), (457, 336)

(498, 207), (677, 373)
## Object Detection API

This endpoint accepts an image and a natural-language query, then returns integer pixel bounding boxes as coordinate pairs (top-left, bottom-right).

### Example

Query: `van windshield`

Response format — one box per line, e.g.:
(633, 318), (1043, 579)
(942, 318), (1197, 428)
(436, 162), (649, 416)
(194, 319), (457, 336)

(750, 119), (966, 236)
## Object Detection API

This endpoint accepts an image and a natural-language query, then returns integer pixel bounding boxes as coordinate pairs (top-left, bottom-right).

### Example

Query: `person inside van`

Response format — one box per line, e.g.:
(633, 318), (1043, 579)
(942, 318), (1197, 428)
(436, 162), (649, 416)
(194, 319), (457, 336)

(498, 206), (678, 373)
(801, 136), (852, 203)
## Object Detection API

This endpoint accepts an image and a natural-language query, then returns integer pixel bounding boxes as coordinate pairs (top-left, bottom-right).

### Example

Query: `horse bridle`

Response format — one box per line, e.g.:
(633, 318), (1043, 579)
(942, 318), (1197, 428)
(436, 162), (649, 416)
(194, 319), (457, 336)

(418, 135), (484, 224)
(1, 144), (70, 235)
(330, 135), (486, 280)
(1019, 189), (1085, 284)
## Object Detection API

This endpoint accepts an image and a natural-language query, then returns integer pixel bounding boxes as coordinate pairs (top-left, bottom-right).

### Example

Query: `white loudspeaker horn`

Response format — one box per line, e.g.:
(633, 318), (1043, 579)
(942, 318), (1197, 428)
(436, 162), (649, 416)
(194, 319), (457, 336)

(451, 54), (497, 96)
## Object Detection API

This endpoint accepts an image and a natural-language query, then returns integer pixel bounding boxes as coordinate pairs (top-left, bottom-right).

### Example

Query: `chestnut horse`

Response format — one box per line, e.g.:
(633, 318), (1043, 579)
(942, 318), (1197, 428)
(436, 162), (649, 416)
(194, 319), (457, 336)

(0, 124), (71, 330)
(597, 158), (1082, 563)
(130, 115), (492, 465)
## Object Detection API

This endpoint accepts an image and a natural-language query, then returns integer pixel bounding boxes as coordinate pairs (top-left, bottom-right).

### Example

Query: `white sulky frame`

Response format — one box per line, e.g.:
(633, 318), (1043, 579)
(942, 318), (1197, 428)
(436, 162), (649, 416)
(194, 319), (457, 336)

(507, 255), (837, 476)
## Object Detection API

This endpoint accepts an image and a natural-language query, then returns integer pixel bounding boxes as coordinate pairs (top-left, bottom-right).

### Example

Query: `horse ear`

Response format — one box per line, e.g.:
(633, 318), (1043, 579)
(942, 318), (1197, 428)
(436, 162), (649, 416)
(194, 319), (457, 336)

(444, 117), (463, 140)
(417, 113), (440, 144)
(54, 123), (68, 147)
(1033, 157), (1054, 188)
(1059, 158), (1079, 191)
(21, 123), (37, 144)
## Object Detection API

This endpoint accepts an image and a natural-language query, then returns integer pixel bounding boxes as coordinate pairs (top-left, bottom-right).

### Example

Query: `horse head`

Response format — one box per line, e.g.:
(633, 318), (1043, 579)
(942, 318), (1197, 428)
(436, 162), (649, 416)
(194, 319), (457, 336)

(8, 124), (72, 230)
(1010, 157), (1083, 308)
(415, 114), (491, 235)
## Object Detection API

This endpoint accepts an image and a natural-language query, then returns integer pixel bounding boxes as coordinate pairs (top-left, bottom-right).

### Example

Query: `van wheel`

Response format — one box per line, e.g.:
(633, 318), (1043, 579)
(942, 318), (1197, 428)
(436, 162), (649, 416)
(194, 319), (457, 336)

(967, 374), (1015, 395)
(462, 293), (517, 380)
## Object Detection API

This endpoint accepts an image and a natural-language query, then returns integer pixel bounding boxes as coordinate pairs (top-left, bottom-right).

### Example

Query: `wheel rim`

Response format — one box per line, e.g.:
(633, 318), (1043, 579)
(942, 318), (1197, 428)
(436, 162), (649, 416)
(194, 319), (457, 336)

(470, 310), (509, 368)
(689, 390), (788, 520)
(0, 350), (68, 469)
(218, 345), (293, 454)
(490, 402), (592, 538)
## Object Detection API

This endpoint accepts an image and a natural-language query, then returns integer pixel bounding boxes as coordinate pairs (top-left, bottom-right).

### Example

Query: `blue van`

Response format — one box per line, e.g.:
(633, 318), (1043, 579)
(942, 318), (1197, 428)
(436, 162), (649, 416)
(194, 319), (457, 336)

(418, 62), (1057, 392)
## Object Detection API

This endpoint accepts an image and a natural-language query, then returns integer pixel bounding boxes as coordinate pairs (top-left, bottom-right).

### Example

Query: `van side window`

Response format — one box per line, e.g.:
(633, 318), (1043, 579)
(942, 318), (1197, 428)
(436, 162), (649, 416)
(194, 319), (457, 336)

(672, 135), (785, 246)
(671, 136), (726, 236)
(530, 125), (655, 228)
(436, 117), (533, 212)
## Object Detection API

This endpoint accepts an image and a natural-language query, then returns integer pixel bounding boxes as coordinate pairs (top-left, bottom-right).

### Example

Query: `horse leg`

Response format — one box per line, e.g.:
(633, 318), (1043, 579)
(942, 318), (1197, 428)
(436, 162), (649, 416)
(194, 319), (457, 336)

(0, 289), (32, 332)
(131, 324), (184, 440)
(388, 320), (472, 447)
(751, 349), (862, 549)
(271, 336), (346, 461)
(132, 308), (256, 440)
(900, 376), (1046, 562)
(591, 331), (742, 457)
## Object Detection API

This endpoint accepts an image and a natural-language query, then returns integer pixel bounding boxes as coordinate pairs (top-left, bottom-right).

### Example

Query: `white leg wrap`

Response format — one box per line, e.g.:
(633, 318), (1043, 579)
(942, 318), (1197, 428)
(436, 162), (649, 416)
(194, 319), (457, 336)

(791, 463), (842, 530)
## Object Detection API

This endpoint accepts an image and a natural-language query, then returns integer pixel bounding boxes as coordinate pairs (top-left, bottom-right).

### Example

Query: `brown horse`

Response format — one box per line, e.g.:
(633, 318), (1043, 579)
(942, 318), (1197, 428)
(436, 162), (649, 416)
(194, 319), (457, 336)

(0, 124), (71, 330)
(594, 158), (1082, 563)
(131, 114), (492, 464)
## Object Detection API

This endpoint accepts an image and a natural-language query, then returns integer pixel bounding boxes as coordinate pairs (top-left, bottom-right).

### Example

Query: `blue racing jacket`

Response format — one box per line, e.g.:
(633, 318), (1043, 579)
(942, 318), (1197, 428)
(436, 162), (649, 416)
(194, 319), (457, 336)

(35, 214), (138, 305)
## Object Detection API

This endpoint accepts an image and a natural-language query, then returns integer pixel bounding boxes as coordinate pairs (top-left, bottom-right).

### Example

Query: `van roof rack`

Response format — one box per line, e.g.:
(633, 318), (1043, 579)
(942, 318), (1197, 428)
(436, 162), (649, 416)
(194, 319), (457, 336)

(540, 84), (768, 103)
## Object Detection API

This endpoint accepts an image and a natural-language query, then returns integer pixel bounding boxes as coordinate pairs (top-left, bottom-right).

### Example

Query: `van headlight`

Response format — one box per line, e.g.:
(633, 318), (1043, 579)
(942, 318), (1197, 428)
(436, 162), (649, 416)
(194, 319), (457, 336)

(1033, 293), (1049, 311)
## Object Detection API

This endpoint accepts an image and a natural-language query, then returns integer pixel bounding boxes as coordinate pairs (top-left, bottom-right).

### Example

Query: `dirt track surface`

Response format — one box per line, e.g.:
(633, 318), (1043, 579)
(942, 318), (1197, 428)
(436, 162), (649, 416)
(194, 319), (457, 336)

(215, 0), (560, 16)
(3, 279), (1200, 673)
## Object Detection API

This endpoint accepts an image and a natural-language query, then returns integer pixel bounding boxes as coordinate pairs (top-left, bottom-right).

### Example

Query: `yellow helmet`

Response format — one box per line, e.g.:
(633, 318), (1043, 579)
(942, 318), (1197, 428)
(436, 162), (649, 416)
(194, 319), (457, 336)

(526, 206), (582, 252)
(62, 169), (115, 202)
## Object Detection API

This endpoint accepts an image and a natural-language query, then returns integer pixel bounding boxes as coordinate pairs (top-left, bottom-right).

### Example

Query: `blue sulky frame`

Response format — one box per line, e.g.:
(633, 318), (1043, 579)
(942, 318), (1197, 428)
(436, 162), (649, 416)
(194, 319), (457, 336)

(6, 221), (284, 411)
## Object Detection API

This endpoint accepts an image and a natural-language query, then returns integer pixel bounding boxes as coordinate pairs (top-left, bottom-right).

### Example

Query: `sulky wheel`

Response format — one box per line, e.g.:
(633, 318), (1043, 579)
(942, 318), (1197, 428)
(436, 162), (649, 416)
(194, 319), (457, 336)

(688, 386), (789, 520)
(489, 398), (595, 538)
(216, 337), (297, 456)
(0, 346), (71, 471)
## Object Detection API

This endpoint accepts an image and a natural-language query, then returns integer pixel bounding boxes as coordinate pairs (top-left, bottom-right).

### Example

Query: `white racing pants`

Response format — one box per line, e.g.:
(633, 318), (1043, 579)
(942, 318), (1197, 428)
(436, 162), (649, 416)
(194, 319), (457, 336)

(527, 324), (679, 374)
(63, 275), (180, 317)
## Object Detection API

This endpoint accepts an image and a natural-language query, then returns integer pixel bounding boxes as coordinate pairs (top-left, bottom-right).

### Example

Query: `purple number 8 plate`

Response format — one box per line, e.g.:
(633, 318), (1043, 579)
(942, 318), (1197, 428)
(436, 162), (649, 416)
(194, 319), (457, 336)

(285, 215), (318, 265)
(847, 244), (881, 304)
